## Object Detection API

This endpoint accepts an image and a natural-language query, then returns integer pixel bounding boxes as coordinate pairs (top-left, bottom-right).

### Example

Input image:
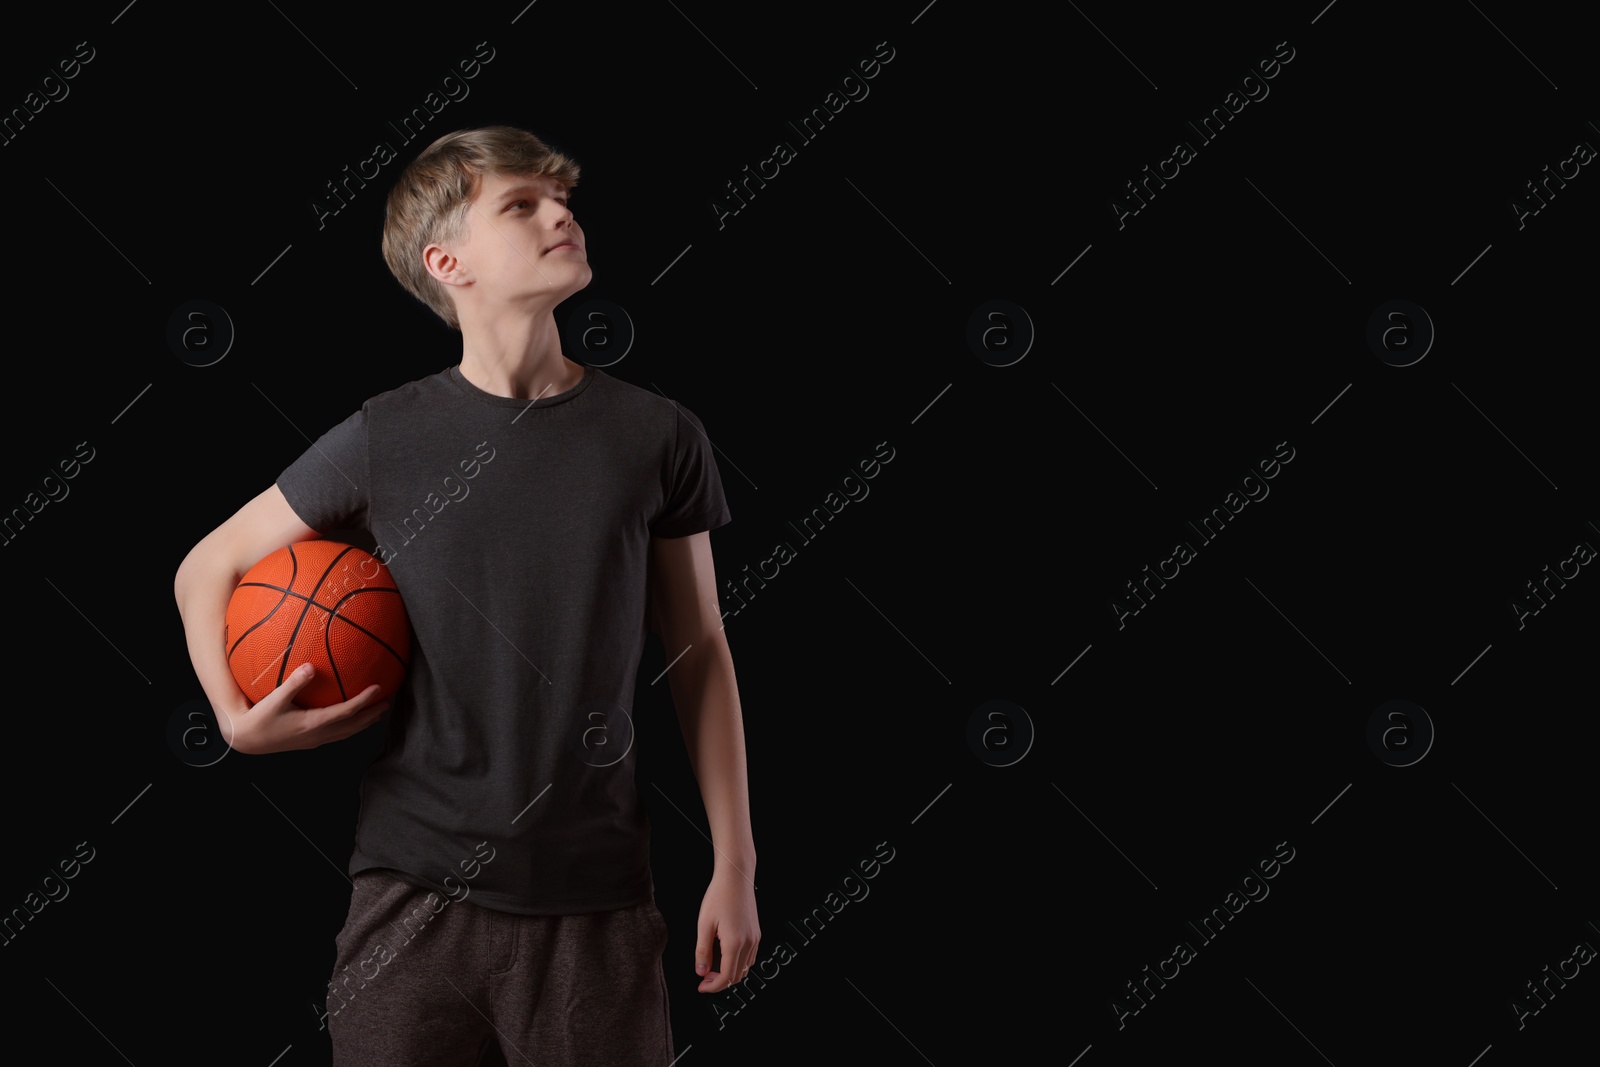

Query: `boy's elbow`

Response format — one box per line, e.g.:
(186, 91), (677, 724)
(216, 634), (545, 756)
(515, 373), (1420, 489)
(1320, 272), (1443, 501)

(174, 537), (229, 604)
(174, 544), (205, 604)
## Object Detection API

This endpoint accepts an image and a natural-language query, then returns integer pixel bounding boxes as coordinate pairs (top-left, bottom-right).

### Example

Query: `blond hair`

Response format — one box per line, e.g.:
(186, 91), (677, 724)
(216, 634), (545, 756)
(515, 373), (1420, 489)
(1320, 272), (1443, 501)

(381, 126), (581, 329)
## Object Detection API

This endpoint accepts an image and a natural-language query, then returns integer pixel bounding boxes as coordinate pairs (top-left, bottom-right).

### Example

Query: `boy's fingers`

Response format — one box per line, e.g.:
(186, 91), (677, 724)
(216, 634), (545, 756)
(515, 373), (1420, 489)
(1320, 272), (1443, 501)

(257, 663), (315, 714)
(342, 688), (386, 718)
(297, 685), (383, 734)
(346, 684), (383, 710)
(282, 662), (315, 694)
(242, 664), (303, 715)
(321, 684), (382, 717)
(352, 701), (391, 728)
(331, 706), (387, 742)
(697, 935), (738, 990)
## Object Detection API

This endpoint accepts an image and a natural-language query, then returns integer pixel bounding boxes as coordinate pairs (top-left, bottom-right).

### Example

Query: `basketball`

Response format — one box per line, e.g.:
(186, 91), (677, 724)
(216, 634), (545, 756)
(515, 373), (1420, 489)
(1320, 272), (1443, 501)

(225, 541), (411, 709)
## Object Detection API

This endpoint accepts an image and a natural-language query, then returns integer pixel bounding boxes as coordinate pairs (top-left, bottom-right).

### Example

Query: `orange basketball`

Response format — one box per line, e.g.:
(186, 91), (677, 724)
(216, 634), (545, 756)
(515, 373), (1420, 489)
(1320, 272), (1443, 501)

(225, 541), (410, 709)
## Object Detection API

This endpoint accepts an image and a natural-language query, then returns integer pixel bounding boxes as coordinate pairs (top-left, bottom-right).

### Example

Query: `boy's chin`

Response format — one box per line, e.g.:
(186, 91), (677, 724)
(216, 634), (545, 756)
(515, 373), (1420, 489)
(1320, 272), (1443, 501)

(554, 265), (593, 289)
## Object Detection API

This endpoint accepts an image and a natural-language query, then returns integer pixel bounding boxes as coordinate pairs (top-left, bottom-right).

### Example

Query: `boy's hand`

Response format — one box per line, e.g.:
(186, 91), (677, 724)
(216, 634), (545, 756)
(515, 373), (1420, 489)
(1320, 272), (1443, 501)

(695, 865), (760, 993)
(214, 663), (391, 755)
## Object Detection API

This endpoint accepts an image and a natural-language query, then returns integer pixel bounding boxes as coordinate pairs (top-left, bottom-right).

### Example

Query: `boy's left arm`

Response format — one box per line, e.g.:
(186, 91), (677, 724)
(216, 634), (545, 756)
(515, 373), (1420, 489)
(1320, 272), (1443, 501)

(649, 530), (760, 994)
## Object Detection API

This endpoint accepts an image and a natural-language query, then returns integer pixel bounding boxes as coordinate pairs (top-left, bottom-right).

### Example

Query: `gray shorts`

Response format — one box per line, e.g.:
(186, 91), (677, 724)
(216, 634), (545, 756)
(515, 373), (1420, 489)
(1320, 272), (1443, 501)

(325, 869), (675, 1066)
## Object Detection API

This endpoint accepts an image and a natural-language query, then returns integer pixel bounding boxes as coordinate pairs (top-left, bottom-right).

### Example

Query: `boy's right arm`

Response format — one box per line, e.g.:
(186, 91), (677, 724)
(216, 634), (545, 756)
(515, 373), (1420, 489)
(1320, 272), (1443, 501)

(173, 484), (389, 755)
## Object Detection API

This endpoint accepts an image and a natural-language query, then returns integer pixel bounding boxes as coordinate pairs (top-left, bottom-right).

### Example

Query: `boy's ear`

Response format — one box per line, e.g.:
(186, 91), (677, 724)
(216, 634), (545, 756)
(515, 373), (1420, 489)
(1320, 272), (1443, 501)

(423, 244), (465, 286)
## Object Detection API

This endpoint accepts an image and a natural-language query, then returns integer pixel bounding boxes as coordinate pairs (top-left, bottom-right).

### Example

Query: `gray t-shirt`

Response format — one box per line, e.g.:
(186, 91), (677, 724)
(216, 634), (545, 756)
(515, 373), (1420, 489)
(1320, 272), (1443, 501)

(275, 363), (731, 914)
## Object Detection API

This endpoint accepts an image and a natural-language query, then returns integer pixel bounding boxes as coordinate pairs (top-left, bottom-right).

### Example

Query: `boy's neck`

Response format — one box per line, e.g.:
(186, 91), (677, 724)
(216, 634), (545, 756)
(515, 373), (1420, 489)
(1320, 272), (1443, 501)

(458, 312), (584, 401)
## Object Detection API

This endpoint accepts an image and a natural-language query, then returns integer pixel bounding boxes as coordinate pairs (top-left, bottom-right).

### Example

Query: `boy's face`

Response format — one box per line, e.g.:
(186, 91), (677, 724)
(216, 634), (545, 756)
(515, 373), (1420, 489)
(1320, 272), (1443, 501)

(439, 170), (590, 312)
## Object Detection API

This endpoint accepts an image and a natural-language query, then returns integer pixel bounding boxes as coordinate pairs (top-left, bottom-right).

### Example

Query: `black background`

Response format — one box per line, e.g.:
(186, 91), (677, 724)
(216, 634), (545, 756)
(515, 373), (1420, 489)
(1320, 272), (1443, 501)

(2, 1), (1595, 1064)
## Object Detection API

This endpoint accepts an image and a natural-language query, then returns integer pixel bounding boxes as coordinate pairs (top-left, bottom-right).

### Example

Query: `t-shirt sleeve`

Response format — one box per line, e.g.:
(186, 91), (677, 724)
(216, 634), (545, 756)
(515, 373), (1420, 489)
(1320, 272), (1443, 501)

(274, 407), (370, 533)
(650, 402), (732, 538)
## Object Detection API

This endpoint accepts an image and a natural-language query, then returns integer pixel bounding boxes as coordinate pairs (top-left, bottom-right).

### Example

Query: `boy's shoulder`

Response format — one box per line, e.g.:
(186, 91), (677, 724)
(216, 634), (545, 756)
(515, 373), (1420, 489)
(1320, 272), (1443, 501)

(589, 368), (681, 413)
(355, 365), (456, 412)
(591, 370), (716, 431)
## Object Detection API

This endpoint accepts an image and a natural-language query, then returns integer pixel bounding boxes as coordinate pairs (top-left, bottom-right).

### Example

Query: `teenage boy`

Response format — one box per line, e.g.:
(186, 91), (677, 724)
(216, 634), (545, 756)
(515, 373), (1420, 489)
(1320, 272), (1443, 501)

(173, 125), (758, 1066)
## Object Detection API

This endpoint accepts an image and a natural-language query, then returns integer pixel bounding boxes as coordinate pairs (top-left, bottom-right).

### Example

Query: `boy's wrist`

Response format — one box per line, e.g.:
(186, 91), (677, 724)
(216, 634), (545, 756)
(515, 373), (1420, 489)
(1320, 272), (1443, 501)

(713, 852), (756, 876)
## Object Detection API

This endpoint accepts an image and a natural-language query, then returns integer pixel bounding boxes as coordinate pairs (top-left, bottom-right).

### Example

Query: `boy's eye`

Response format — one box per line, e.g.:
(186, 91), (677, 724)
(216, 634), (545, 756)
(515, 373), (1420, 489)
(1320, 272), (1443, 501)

(506, 197), (570, 211)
